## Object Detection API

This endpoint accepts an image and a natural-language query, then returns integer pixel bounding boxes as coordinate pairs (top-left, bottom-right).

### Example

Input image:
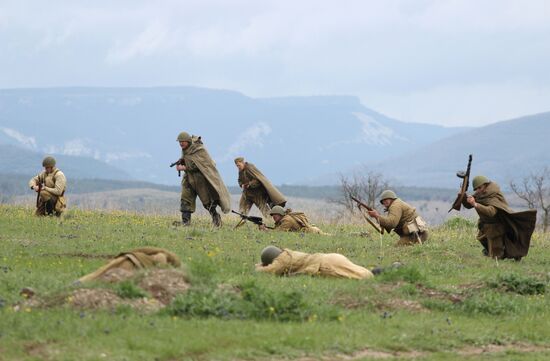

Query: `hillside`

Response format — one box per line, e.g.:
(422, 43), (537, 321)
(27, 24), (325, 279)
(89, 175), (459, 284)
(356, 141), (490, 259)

(371, 112), (550, 187)
(1, 205), (549, 360)
(0, 87), (467, 185)
(0, 144), (130, 180)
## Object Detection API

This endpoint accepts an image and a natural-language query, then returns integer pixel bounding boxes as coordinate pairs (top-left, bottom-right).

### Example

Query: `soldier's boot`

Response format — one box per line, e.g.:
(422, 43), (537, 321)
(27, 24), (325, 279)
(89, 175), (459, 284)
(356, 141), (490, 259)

(45, 199), (56, 215)
(181, 211), (192, 226)
(208, 206), (222, 228)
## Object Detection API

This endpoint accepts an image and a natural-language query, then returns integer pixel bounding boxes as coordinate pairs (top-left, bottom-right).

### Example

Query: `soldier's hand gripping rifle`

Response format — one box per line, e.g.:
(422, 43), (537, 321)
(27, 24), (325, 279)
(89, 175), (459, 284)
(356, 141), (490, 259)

(449, 154), (473, 212)
(35, 177), (43, 208)
(231, 210), (274, 229)
(170, 158), (185, 177)
(350, 196), (383, 234)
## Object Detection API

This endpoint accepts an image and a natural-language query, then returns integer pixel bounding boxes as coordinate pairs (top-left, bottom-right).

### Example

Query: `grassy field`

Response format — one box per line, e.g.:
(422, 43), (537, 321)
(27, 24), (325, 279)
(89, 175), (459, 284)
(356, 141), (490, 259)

(0, 205), (549, 361)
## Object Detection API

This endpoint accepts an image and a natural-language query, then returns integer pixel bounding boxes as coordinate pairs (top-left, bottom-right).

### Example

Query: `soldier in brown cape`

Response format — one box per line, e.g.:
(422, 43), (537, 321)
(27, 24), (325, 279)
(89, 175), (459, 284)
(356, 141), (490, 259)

(28, 156), (67, 217)
(367, 190), (429, 246)
(77, 247), (181, 283)
(463, 176), (537, 260)
(175, 132), (231, 227)
(235, 157), (286, 218)
(255, 246), (373, 279)
(260, 206), (329, 235)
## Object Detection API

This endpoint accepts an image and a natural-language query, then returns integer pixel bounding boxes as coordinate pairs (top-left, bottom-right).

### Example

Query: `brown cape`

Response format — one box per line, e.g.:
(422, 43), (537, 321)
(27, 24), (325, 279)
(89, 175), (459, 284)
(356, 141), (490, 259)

(475, 182), (537, 258)
(244, 163), (286, 205)
(183, 137), (231, 213)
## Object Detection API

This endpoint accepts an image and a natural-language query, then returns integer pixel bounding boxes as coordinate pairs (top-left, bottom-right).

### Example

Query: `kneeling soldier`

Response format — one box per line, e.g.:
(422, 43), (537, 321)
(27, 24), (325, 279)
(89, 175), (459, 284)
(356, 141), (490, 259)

(367, 190), (428, 245)
(28, 156), (67, 217)
(261, 206), (329, 235)
(256, 246), (373, 279)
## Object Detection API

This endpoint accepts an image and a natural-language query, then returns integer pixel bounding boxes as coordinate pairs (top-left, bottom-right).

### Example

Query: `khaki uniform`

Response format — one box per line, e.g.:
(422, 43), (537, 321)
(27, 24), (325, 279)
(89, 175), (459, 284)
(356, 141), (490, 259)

(274, 212), (328, 235)
(256, 249), (373, 279)
(463, 182), (537, 259)
(179, 137), (231, 214)
(378, 198), (428, 245)
(28, 168), (67, 216)
(238, 162), (286, 218)
(181, 157), (219, 213)
(78, 247), (181, 283)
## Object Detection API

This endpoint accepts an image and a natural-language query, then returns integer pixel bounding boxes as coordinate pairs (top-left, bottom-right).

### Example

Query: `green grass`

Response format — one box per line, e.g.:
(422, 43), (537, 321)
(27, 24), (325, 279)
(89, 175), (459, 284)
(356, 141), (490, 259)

(0, 205), (549, 360)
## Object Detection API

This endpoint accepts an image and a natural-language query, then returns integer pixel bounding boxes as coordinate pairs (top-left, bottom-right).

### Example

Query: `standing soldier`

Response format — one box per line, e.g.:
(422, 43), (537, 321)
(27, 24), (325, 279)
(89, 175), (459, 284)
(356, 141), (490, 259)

(28, 156), (67, 216)
(463, 175), (537, 260)
(235, 157), (286, 218)
(367, 190), (429, 245)
(175, 132), (231, 227)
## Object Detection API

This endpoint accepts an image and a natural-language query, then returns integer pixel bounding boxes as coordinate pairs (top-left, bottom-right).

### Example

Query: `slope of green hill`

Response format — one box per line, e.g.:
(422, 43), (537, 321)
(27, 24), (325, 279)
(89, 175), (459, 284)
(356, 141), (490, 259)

(0, 205), (549, 360)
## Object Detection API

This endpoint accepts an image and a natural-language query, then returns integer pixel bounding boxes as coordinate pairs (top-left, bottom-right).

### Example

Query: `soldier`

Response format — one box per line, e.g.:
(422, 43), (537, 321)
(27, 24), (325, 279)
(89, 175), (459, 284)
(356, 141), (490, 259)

(255, 246), (373, 279)
(367, 190), (429, 245)
(28, 156), (67, 217)
(463, 176), (537, 260)
(175, 132), (231, 227)
(235, 157), (286, 218)
(77, 247), (181, 283)
(260, 205), (329, 235)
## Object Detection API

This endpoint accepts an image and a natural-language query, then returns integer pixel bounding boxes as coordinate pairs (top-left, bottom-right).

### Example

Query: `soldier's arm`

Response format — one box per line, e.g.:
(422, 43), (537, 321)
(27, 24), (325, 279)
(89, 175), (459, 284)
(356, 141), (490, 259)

(185, 159), (199, 171)
(255, 258), (286, 275)
(474, 203), (498, 218)
(274, 218), (295, 232)
(378, 205), (403, 230)
(44, 171), (66, 196)
(247, 178), (261, 188)
(28, 173), (41, 189)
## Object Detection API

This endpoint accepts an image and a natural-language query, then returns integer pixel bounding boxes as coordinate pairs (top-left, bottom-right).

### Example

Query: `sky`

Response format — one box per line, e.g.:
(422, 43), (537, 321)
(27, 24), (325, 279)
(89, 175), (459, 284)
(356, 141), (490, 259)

(1, 0), (549, 127)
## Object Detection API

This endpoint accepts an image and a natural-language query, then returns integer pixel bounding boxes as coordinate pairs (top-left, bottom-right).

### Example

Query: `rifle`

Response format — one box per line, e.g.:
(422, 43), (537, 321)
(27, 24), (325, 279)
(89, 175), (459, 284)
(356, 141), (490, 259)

(35, 177), (43, 208)
(170, 158), (185, 177)
(449, 154), (473, 212)
(350, 196), (383, 234)
(231, 210), (274, 229)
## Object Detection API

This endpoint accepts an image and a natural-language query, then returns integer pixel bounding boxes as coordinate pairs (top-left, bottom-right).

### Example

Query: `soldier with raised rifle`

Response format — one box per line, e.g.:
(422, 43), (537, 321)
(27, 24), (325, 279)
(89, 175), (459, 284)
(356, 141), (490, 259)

(462, 175), (537, 260)
(174, 132), (231, 227)
(28, 156), (67, 217)
(367, 190), (429, 245)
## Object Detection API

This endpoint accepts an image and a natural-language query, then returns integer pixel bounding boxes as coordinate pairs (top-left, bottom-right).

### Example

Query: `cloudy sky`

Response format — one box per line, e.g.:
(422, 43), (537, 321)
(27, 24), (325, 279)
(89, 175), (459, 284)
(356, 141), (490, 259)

(1, 0), (549, 126)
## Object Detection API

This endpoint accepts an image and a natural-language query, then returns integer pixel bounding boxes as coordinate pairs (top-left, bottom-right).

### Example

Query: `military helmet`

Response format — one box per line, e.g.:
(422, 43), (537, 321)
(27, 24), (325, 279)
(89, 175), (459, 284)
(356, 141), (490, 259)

(176, 132), (192, 142)
(472, 175), (491, 189)
(269, 205), (286, 216)
(42, 156), (56, 167)
(261, 246), (283, 266)
(379, 190), (397, 204)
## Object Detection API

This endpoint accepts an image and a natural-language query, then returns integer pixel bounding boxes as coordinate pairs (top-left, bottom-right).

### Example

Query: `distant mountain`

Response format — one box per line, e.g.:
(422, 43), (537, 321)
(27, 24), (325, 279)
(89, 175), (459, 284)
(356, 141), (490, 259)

(0, 87), (468, 185)
(0, 144), (130, 180)
(373, 112), (550, 187)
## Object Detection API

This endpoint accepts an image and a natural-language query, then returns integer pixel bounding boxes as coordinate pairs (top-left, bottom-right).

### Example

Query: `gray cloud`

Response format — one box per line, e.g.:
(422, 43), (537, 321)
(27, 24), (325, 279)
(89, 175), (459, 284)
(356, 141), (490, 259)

(1, 0), (549, 126)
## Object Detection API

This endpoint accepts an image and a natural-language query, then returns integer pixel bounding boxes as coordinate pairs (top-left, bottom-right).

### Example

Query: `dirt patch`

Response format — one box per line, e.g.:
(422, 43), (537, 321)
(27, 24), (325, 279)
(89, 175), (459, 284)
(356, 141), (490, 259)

(374, 298), (427, 313)
(17, 269), (190, 313)
(24, 342), (51, 359)
(137, 269), (191, 305)
(416, 285), (465, 304)
(67, 288), (163, 312)
(457, 343), (550, 356)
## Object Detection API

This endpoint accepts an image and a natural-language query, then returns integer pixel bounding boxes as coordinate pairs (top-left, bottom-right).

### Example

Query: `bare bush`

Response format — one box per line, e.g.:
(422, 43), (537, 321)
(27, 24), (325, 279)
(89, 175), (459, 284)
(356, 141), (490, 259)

(333, 168), (390, 214)
(510, 167), (550, 232)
